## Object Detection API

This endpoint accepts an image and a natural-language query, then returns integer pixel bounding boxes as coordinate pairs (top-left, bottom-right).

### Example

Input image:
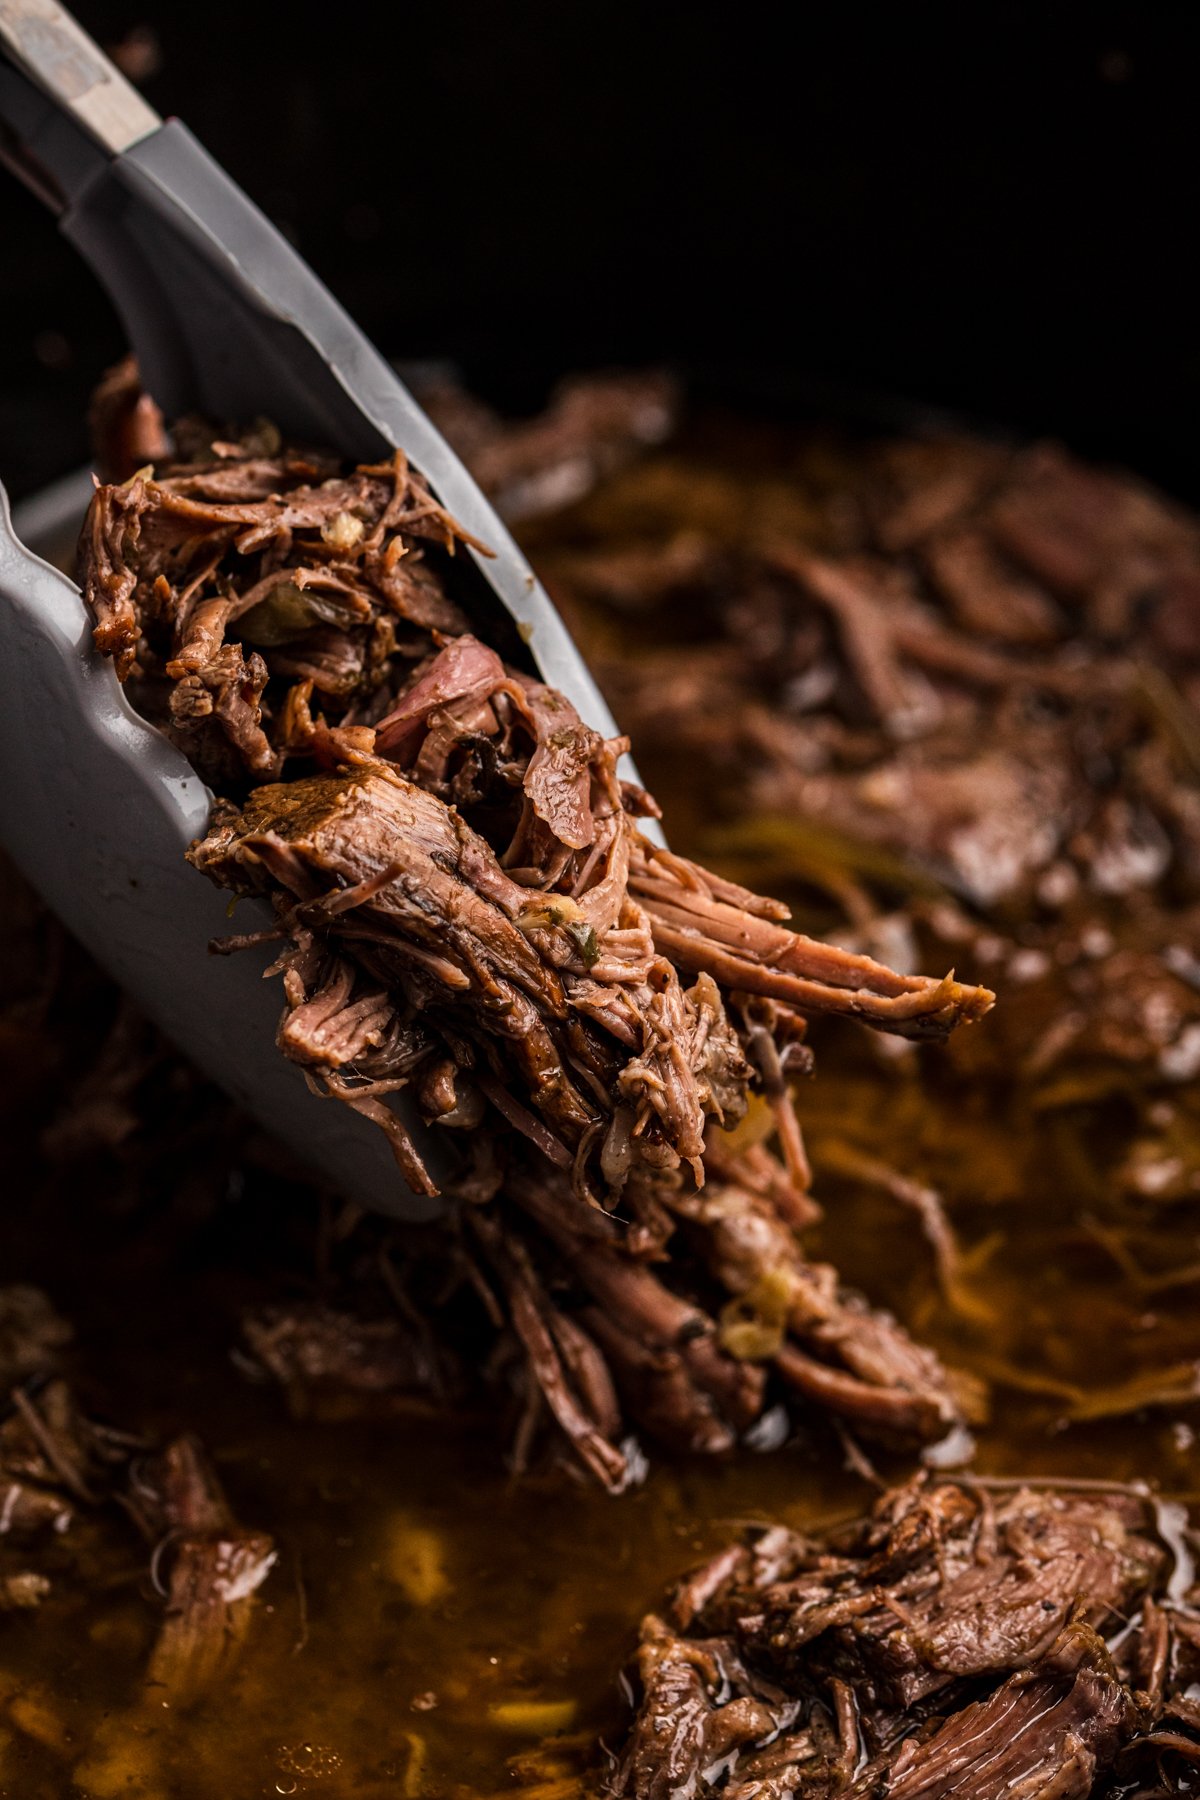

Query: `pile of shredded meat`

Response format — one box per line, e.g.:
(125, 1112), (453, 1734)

(76, 379), (994, 1486)
(615, 1472), (1200, 1800)
(0, 365), (1186, 1795)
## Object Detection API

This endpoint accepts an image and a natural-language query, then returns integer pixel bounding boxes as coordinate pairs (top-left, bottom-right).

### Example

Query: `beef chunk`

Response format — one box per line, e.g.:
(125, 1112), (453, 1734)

(614, 1476), (1198, 1800)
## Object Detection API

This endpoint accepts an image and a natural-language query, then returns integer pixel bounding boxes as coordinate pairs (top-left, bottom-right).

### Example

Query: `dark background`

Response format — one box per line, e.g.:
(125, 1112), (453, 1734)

(2, 2), (1198, 499)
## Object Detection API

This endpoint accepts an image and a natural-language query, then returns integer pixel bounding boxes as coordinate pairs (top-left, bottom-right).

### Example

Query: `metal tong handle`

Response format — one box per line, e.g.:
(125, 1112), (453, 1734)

(0, 0), (157, 154)
(0, 0), (660, 1224)
(0, 5), (639, 734)
(0, 482), (452, 1218)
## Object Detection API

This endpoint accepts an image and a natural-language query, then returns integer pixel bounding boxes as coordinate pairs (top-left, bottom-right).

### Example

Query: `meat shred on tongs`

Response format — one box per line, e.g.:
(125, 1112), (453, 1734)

(79, 395), (995, 1488)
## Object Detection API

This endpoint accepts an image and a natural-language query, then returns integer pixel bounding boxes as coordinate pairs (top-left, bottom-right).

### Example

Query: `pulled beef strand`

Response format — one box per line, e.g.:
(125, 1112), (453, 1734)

(79, 437), (991, 1206)
(127, 1436), (276, 1706)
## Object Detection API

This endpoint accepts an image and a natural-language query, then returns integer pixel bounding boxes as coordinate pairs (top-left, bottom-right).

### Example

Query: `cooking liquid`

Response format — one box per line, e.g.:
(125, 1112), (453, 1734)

(2, 419), (1198, 1798)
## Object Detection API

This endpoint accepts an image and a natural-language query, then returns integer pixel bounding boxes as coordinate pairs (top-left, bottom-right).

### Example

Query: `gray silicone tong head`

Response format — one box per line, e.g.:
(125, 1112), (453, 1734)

(0, 0), (642, 1221)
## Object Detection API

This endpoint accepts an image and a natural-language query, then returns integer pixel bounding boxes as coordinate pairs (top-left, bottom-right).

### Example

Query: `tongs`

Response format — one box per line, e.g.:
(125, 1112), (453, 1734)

(0, 0), (638, 1221)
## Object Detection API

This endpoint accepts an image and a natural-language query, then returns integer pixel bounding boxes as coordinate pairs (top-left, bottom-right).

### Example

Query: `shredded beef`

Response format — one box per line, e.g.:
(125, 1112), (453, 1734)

(0, 1287), (273, 1704)
(76, 394), (995, 1483)
(240, 1301), (449, 1421)
(189, 748), (988, 1200)
(613, 1475), (1200, 1800)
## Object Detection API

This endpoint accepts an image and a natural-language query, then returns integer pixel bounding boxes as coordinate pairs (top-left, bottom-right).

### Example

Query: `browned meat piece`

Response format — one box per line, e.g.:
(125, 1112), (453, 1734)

(466, 1208), (634, 1491)
(718, 1627), (1131, 1800)
(617, 1613), (800, 1800)
(738, 1479), (1164, 1704)
(870, 437), (1011, 553)
(0, 1378), (132, 1516)
(561, 432), (1200, 931)
(507, 1164), (766, 1437)
(185, 738), (985, 1471)
(629, 838), (994, 1039)
(241, 1303), (445, 1421)
(418, 369), (679, 522)
(755, 733), (1080, 911)
(542, 414), (1200, 1382)
(612, 1476), (1198, 1800)
(78, 437), (473, 763)
(87, 353), (171, 483)
(983, 444), (1196, 631)
(1, 1314), (109, 1554)
(883, 1623), (1131, 1800)
(0, 1402), (78, 1539)
(483, 1159), (974, 1475)
(126, 1436), (275, 1705)
(2, 1296), (274, 1711)
(921, 527), (1064, 646)
(1, 1310), (127, 1576)
(674, 1179), (977, 1446)
(579, 1307), (739, 1458)
(191, 746), (990, 1203)
(192, 757), (616, 1193)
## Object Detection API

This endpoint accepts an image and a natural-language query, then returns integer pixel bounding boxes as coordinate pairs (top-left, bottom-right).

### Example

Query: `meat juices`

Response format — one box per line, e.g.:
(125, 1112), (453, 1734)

(78, 400), (992, 1485)
(2, 368), (1194, 1794)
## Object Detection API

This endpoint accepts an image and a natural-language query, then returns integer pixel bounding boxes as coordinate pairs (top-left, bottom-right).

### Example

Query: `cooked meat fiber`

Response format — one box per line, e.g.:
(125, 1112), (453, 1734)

(0, 1286), (273, 1704)
(192, 744), (988, 1200)
(80, 432), (990, 1203)
(79, 409), (994, 1482)
(497, 1157), (980, 1473)
(615, 1474), (1200, 1800)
